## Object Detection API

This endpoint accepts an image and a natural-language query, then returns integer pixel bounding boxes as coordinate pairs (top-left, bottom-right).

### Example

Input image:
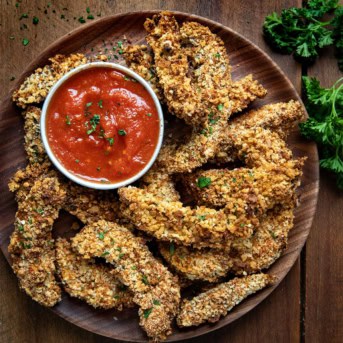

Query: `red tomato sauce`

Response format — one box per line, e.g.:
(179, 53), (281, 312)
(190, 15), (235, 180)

(46, 67), (160, 184)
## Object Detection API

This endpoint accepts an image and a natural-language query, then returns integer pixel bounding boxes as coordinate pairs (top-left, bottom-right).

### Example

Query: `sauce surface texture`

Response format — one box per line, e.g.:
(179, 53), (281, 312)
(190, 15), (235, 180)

(46, 67), (160, 184)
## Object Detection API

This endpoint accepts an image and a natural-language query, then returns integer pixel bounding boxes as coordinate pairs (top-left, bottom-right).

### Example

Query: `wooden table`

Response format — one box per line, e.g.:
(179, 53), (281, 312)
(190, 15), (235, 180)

(0, 1), (342, 342)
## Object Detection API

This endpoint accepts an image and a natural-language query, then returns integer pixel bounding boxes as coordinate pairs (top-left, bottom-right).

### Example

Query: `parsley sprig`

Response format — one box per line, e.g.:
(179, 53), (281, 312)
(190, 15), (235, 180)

(263, 0), (342, 70)
(299, 76), (343, 189)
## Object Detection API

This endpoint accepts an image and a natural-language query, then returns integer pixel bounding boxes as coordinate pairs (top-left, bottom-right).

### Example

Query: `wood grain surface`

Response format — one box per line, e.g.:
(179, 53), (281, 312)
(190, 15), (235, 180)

(0, 1), (341, 343)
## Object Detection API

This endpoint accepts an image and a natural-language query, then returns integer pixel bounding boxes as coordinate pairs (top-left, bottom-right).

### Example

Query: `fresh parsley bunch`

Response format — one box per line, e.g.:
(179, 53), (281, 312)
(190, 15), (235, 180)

(263, 0), (342, 69)
(300, 76), (343, 189)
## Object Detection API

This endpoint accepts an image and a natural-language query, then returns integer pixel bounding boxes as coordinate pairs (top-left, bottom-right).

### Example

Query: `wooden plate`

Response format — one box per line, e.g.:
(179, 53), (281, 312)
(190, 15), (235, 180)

(0, 10), (319, 342)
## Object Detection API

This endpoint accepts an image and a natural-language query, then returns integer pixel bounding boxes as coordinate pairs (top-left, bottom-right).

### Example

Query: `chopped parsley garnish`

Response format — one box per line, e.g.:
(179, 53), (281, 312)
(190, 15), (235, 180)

(101, 251), (110, 257)
(153, 299), (161, 306)
(232, 177), (237, 183)
(197, 176), (212, 188)
(87, 114), (100, 135)
(197, 215), (206, 221)
(35, 208), (44, 215)
(65, 115), (71, 125)
(19, 13), (28, 20)
(118, 129), (127, 136)
(146, 113), (152, 117)
(86, 7), (91, 13)
(78, 16), (86, 23)
(107, 137), (114, 146)
(208, 113), (218, 125)
(22, 38), (29, 46)
(32, 16), (39, 24)
(118, 253), (125, 259)
(142, 275), (149, 285)
(18, 224), (24, 232)
(96, 166), (101, 171)
(169, 243), (175, 256)
(113, 295), (120, 299)
(214, 52), (221, 58)
(97, 232), (105, 240)
(87, 15), (94, 20)
(131, 265), (137, 270)
(143, 308), (152, 319)
(117, 41), (123, 48)
(98, 99), (103, 108)
(75, 159), (80, 163)
(86, 102), (92, 107)
(217, 103), (224, 111)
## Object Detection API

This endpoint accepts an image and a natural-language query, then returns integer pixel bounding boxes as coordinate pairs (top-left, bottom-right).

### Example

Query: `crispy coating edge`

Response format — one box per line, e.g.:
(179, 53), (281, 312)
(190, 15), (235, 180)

(177, 273), (275, 327)
(118, 186), (257, 250)
(229, 74), (267, 113)
(161, 207), (293, 282)
(71, 220), (180, 342)
(181, 159), (304, 209)
(12, 54), (87, 109)
(56, 238), (134, 309)
(8, 177), (66, 307)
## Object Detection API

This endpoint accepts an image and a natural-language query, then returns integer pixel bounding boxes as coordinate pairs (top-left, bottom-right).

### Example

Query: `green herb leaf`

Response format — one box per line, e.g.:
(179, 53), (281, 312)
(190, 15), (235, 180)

(87, 114), (100, 135)
(118, 129), (127, 136)
(86, 102), (92, 107)
(98, 99), (103, 108)
(97, 232), (105, 240)
(87, 14), (94, 20)
(101, 251), (110, 257)
(153, 299), (161, 306)
(107, 137), (114, 146)
(86, 7), (90, 13)
(142, 275), (149, 285)
(143, 308), (152, 319)
(197, 176), (212, 188)
(32, 16), (39, 24)
(66, 115), (71, 125)
(78, 16), (86, 23)
(22, 38), (29, 46)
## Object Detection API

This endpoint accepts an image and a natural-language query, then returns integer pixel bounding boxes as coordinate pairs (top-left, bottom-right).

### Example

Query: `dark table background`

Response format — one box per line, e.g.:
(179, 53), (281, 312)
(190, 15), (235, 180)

(0, 1), (342, 342)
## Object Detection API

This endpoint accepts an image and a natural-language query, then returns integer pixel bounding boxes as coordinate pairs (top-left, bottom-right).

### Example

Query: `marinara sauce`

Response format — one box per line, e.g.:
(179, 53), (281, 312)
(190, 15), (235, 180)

(46, 67), (160, 184)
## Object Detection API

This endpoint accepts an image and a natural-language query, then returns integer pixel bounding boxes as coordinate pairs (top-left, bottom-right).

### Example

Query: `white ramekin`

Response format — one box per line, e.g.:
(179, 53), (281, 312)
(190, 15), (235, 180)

(41, 62), (164, 190)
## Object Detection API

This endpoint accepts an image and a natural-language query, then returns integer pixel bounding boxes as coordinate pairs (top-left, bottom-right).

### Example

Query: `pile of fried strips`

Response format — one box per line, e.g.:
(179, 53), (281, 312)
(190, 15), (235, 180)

(8, 11), (307, 342)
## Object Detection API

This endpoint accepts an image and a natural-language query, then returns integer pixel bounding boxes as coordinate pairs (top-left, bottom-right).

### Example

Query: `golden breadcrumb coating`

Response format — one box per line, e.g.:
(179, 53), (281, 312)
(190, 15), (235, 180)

(71, 220), (180, 342)
(230, 127), (293, 168)
(62, 182), (120, 224)
(8, 177), (66, 307)
(230, 207), (294, 274)
(159, 242), (232, 282)
(179, 21), (232, 116)
(23, 106), (49, 165)
(118, 186), (257, 250)
(182, 159), (304, 210)
(56, 238), (134, 309)
(214, 101), (306, 163)
(153, 115), (229, 174)
(161, 208), (293, 282)
(230, 74), (267, 113)
(142, 170), (180, 201)
(8, 161), (54, 202)
(144, 12), (231, 127)
(177, 273), (275, 327)
(123, 45), (163, 100)
(12, 54), (87, 108)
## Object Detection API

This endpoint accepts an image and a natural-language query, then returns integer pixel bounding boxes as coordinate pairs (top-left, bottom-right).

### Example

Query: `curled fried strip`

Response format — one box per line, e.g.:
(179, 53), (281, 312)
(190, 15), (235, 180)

(71, 220), (180, 342)
(176, 273), (275, 327)
(159, 242), (232, 282)
(214, 101), (306, 163)
(119, 186), (257, 250)
(123, 45), (163, 100)
(8, 177), (66, 307)
(229, 74), (267, 113)
(160, 208), (293, 282)
(23, 106), (48, 165)
(63, 182), (120, 224)
(182, 159), (304, 209)
(56, 238), (134, 310)
(144, 12), (202, 126)
(13, 54), (87, 108)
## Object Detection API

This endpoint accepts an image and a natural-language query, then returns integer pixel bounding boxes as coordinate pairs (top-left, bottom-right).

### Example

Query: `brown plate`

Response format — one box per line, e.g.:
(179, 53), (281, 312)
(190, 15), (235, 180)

(0, 10), (319, 342)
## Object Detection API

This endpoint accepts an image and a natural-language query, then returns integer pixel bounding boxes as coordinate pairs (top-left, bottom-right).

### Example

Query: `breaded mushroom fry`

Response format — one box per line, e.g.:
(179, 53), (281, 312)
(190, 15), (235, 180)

(177, 273), (275, 327)
(56, 239), (134, 309)
(72, 220), (180, 342)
